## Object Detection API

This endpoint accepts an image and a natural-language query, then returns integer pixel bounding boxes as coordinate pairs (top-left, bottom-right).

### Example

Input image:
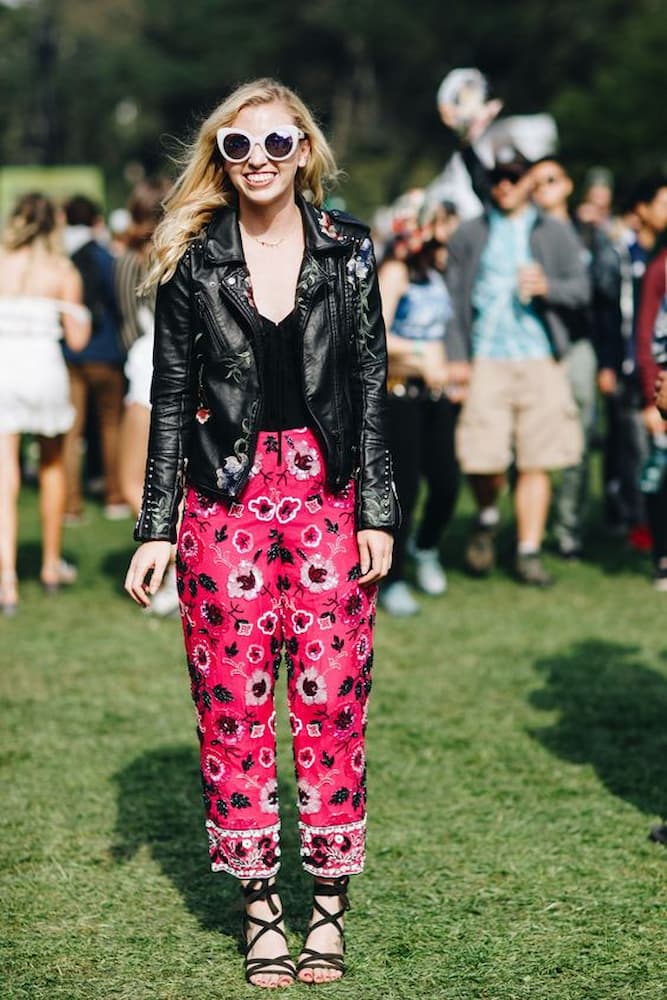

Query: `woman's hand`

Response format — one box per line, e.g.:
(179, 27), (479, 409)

(357, 529), (394, 586)
(420, 342), (452, 394)
(655, 371), (667, 418)
(598, 367), (617, 396)
(642, 405), (667, 437)
(124, 540), (173, 607)
(444, 360), (471, 403)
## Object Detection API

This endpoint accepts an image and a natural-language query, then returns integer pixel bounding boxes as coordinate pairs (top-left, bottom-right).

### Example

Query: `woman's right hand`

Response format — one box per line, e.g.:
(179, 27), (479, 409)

(642, 405), (667, 437)
(124, 540), (173, 607)
(597, 367), (617, 397)
(655, 371), (667, 418)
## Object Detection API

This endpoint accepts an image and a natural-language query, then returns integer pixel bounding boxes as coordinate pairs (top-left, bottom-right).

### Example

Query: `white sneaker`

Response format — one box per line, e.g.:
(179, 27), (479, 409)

(379, 580), (420, 617)
(104, 503), (132, 521)
(148, 568), (180, 617)
(412, 547), (447, 595)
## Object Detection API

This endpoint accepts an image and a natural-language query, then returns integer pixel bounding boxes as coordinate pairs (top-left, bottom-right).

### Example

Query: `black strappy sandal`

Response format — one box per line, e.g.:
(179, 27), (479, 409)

(242, 879), (295, 987)
(296, 876), (350, 982)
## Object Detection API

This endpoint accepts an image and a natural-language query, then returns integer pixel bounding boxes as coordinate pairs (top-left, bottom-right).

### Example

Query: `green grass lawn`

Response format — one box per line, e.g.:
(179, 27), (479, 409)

(2, 482), (666, 1000)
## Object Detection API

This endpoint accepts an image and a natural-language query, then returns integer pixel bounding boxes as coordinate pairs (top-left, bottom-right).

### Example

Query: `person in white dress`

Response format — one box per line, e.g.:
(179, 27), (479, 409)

(114, 177), (179, 617)
(0, 193), (90, 614)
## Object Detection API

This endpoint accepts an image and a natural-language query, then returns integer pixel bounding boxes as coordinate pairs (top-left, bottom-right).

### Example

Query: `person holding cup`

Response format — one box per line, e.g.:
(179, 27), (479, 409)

(445, 153), (590, 585)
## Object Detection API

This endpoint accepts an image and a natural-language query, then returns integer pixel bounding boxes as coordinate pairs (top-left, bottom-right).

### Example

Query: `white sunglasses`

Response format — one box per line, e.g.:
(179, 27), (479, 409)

(216, 125), (305, 163)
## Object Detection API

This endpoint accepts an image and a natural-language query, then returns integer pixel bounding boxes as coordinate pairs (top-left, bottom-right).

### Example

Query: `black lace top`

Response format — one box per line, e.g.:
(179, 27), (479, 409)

(256, 311), (311, 431)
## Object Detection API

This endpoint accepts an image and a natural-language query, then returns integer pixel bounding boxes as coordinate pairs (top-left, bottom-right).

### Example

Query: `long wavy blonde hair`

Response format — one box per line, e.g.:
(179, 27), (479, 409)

(144, 78), (339, 288)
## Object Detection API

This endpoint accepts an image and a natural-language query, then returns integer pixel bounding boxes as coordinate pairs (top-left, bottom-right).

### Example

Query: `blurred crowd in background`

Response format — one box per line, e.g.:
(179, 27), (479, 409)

(2, 70), (667, 619)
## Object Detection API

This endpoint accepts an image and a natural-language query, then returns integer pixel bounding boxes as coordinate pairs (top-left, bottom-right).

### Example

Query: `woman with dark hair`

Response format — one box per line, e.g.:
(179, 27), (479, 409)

(378, 202), (460, 616)
(0, 193), (90, 614)
(124, 79), (397, 987)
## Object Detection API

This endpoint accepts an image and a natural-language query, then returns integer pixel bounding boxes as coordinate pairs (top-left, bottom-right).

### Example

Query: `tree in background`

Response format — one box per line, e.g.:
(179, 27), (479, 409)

(0, 0), (663, 217)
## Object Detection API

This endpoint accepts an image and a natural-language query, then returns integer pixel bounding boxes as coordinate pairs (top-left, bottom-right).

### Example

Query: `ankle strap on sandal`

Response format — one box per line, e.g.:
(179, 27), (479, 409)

(242, 878), (279, 916)
(313, 876), (350, 910)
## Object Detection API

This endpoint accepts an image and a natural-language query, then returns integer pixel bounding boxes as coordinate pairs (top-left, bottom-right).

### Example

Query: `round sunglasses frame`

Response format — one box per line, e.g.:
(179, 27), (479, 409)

(216, 125), (306, 163)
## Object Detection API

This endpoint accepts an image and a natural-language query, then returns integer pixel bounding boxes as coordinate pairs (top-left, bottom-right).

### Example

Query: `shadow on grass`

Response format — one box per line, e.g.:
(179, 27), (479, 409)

(16, 539), (80, 581)
(529, 639), (667, 820)
(16, 540), (42, 581)
(578, 505), (650, 577)
(100, 547), (135, 594)
(445, 497), (648, 582)
(110, 745), (311, 945)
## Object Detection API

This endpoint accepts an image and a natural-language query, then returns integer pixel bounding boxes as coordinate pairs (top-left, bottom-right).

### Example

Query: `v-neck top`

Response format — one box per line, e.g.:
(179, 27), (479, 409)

(256, 310), (311, 431)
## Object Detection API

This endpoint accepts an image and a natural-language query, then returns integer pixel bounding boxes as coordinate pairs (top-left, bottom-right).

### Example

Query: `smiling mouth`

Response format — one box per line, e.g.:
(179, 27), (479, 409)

(244, 172), (276, 186)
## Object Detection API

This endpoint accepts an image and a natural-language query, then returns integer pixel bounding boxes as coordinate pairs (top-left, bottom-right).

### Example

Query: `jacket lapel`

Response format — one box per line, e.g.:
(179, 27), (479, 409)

(201, 195), (349, 331)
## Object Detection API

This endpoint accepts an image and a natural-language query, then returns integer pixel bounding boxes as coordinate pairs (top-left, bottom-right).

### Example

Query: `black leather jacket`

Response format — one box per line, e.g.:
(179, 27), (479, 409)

(134, 196), (399, 542)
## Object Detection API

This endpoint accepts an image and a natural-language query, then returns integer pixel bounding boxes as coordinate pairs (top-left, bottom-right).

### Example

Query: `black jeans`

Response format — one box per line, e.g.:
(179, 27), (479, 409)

(386, 386), (460, 582)
(603, 375), (648, 528)
(646, 478), (667, 565)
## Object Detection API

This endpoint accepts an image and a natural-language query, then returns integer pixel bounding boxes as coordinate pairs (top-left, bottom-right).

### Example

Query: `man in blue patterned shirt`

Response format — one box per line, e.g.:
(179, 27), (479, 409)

(446, 155), (590, 586)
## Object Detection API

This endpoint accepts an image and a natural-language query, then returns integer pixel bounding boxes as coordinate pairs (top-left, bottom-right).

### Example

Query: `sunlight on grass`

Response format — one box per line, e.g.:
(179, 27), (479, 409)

(2, 484), (666, 999)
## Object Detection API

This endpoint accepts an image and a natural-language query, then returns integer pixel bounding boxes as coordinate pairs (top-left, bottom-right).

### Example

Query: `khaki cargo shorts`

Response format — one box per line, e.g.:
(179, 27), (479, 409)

(456, 358), (583, 473)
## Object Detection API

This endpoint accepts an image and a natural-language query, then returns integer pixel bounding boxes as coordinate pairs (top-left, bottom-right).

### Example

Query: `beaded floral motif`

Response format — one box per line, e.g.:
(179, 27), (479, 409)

(300, 817), (366, 876)
(207, 819), (281, 878)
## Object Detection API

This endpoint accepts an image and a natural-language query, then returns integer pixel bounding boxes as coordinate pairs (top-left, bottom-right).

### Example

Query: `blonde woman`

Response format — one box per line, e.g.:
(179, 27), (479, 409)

(125, 79), (397, 987)
(0, 193), (90, 614)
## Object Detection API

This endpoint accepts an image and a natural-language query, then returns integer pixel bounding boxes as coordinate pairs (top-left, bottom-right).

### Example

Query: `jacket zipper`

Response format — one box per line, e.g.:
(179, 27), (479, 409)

(198, 279), (265, 498)
(297, 264), (331, 472)
(326, 261), (344, 488)
(217, 282), (266, 495)
(195, 291), (232, 356)
(341, 255), (361, 474)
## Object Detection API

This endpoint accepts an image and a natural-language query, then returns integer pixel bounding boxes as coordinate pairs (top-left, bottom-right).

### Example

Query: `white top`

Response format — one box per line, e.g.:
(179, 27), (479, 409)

(0, 295), (89, 436)
(0, 295), (89, 339)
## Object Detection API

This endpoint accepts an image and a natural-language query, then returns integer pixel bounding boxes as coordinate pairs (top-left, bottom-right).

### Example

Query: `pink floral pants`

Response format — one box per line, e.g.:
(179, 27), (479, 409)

(176, 428), (376, 880)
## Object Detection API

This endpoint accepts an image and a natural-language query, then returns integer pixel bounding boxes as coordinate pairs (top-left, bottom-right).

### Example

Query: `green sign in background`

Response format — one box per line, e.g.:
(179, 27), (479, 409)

(0, 165), (105, 221)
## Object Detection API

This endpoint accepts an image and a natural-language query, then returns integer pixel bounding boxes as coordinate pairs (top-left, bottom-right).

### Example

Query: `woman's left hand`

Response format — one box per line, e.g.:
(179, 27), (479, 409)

(357, 529), (394, 585)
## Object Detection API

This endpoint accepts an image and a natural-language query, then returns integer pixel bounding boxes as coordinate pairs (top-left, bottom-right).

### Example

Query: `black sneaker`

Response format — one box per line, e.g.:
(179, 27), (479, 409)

(515, 552), (553, 588)
(555, 541), (583, 561)
(649, 824), (667, 844)
(464, 519), (497, 576)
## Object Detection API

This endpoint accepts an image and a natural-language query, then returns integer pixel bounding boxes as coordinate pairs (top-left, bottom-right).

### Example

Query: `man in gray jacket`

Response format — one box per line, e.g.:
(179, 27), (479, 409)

(446, 155), (590, 586)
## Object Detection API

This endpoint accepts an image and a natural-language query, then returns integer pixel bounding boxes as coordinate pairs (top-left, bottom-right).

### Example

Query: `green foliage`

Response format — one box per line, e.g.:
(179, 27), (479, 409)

(0, 1), (663, 218)
(552, 0), (667, 192)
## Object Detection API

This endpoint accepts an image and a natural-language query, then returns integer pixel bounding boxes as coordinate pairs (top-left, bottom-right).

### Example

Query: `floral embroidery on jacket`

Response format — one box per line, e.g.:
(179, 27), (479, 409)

(346, 236), (375, 356)
(317, 210), (345, 242)
(297, 254), (324, 297)
(222, 350), (252, 386)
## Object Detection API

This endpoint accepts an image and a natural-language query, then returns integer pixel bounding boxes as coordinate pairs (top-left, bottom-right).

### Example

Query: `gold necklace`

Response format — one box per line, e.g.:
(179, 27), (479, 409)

(240, 223), (297, 249)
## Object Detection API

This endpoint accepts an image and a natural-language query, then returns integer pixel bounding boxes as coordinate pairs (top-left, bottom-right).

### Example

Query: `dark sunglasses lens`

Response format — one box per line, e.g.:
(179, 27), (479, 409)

(223, 133), (251, 160)
(492, 171), (518, 185)
(264, 131), (295, 159)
